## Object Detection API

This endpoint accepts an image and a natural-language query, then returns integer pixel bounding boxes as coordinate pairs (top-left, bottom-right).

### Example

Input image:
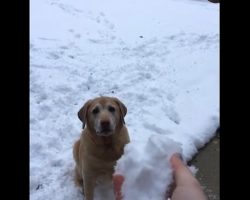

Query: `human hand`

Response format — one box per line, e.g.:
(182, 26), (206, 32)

(169, 153), (207, 200)
(113, 174), (124, 200)
(113, 153), (207, 200)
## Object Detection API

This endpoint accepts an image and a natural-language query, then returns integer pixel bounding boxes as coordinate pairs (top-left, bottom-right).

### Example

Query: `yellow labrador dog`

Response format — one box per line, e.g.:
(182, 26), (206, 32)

(73, 96), (130, 200)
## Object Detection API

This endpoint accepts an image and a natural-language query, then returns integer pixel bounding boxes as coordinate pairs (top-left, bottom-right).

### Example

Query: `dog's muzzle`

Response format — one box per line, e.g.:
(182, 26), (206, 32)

(96, 121), (113, 136)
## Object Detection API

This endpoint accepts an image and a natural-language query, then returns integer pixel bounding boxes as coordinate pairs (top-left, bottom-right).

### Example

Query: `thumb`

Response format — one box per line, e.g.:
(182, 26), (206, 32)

(170, 154), (199, 186)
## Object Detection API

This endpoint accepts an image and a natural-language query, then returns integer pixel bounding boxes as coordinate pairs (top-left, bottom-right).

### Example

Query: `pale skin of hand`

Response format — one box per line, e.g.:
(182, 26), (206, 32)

(170, 154), (207, 200)
(113, 153), (207, 200)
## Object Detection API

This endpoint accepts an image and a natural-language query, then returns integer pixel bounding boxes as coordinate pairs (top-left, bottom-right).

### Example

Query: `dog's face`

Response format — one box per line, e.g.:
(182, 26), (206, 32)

(78, 97), (127, 137)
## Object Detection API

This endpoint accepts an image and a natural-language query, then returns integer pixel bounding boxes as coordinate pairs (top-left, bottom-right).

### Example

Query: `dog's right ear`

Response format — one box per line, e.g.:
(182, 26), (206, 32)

(78, 100), (92, 129)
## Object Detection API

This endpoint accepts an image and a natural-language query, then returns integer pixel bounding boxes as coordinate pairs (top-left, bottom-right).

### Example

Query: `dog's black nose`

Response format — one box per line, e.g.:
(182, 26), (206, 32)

(101, 121), (110, 130)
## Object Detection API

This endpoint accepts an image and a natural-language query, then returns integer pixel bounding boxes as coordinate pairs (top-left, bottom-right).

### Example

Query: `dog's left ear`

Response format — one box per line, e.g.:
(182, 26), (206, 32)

(78, 100), (93, 129)
(113, 98), (127, 124)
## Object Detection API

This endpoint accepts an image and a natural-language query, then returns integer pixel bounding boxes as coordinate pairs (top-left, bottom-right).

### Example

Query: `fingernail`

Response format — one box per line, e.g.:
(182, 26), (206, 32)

(175, 153), (183, 161)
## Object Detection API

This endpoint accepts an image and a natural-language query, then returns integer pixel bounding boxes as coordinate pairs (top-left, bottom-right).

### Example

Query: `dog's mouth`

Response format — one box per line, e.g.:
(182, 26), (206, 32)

(96, 128), (113, 136)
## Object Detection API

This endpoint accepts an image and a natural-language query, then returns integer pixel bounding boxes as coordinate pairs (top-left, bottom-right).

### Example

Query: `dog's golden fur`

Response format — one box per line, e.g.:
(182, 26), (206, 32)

(73, 97), (130, 200)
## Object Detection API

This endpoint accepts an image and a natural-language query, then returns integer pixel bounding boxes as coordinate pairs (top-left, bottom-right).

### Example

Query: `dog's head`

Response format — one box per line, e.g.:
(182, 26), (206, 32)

(78, 97), (127, 137)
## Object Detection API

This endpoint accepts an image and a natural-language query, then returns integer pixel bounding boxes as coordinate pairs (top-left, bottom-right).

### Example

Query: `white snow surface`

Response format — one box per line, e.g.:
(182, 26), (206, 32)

(30, 0), (219, 199)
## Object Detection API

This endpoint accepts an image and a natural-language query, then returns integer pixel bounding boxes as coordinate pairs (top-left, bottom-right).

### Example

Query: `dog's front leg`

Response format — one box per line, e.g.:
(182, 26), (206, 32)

(83, 175), (95, 200)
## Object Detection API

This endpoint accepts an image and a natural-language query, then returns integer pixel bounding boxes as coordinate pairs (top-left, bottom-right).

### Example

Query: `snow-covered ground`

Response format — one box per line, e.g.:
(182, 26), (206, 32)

(30, 0), (219, 199)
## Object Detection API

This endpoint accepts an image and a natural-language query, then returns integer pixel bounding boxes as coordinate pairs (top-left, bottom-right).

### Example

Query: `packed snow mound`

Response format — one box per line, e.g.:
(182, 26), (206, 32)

(115, 135), (182, 200)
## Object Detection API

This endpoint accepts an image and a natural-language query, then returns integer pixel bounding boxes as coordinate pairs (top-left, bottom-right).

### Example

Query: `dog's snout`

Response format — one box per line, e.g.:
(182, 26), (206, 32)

(101, 121), (110, 129)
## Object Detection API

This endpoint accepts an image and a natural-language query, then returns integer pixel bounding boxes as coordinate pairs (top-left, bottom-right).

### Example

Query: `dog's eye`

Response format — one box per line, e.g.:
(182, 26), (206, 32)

(92, 107), (100, 114)
(108, 106), (115, 113)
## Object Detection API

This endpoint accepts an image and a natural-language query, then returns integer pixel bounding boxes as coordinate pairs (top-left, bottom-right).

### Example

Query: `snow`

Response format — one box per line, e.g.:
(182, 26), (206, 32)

(30, 0), (219, 199)
(115, 136), (183, 199)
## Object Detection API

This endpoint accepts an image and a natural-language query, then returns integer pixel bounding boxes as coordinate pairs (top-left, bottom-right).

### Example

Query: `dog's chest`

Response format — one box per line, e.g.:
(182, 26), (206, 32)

(92, 144), (122, 162)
